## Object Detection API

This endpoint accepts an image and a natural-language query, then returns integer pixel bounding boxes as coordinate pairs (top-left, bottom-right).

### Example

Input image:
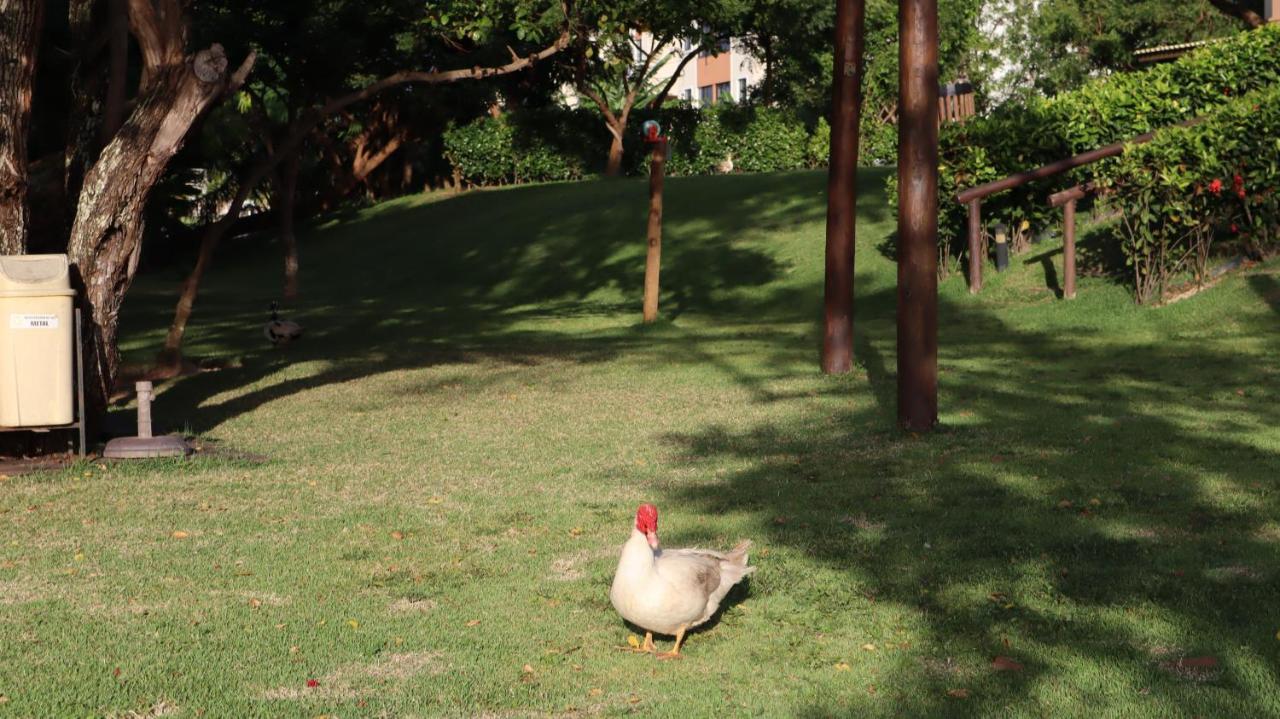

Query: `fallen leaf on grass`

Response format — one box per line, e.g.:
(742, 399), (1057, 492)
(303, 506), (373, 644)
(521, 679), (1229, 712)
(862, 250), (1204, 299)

(248, 598), (262, 609)
(427, 497), (444, 505)
(991, 656), (1024, 672)
(171, 530), (190, 539)
(628, 695), (641, 704)
(588, 688), (602, 697)
(627, 635), (640, 649)
(347, 619), (359, 629)
(861, 643), (876, 652)
(947, 688), (970, 699)
(834, 662), (851, 671)
(390, 531), (404, 541)
(569, 527), (583, 537)
(465, 619), (481, 627)
(1057, 499), (1073, 509)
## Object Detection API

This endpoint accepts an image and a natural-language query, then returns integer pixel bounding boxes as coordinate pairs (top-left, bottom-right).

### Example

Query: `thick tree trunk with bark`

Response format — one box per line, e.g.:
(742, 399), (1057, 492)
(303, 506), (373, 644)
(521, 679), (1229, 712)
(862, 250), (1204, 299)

(70, 44), (251, 413)
(0, 0), (44, 255)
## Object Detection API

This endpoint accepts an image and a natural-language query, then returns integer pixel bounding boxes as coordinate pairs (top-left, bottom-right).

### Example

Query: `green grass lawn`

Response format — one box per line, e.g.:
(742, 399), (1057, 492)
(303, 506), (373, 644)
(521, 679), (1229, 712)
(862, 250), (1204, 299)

(2, 169), (1279, 717)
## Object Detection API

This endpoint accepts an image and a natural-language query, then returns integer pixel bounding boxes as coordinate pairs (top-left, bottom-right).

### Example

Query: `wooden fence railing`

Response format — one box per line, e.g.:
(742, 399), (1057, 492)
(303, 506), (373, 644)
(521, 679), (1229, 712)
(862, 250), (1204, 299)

(877, 80), (975, 126)
(954, 118), (1202, 296)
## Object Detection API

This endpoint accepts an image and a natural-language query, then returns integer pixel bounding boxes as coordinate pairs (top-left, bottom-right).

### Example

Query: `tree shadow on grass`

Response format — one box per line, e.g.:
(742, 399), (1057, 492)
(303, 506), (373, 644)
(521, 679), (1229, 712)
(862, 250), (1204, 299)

(661, 288), (1280, 716)
(124, 170), (884, 435)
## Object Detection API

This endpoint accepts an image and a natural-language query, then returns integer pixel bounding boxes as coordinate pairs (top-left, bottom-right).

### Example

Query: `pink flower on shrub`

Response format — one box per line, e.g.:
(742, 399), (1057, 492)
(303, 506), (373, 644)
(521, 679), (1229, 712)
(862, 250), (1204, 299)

(1208, 178), (1223, 195)
(1230, 223), (1239, 233)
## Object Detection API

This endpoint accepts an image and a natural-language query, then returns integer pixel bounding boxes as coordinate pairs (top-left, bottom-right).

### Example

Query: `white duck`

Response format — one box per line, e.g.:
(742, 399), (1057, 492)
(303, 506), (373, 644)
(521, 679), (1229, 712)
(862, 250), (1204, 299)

(609, 503), (754, 659)
(263, 301), (303, 346)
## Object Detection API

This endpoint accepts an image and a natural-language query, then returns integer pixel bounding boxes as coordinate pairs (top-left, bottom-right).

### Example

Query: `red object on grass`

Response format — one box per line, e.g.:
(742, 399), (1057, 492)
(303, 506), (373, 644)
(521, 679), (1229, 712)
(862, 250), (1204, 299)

(1208, 178), (1223, 195)
(306, 679), (319, 688)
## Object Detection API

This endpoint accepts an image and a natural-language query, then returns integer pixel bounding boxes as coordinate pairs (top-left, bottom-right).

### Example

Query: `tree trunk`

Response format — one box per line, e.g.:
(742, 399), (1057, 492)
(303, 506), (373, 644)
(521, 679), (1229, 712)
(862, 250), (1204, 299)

(70, 47), (249, 414)
(822, 0), (866, 375)
(99, 0), (130, 144)
(0, 0), (44, 255)
(64, 0), (106, 228)
(895, 0), (939, 432)
(279, 150), (301, 301)
(605, 130), (625, 177)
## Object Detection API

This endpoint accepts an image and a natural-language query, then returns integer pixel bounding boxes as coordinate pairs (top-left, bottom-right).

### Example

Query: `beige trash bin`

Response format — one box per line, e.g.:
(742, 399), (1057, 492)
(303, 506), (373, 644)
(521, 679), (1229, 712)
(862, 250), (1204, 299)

(0, 254), (76, 427)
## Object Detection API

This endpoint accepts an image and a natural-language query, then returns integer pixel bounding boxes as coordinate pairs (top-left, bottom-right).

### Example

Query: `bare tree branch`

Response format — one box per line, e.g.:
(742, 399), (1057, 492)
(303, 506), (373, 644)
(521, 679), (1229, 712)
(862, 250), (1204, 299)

(650, 43), (703, 109)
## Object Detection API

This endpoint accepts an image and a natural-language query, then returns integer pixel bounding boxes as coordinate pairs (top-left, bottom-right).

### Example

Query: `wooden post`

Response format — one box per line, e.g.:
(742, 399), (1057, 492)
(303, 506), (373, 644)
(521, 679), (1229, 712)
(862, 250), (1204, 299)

(967, 198), (981, 294)
(642, 139), (666, 323)
(1063, 198), (1077, 299)
(897, 0), (939, 432)
(822, 0), (867, 374)
(135, 381), (153, 439)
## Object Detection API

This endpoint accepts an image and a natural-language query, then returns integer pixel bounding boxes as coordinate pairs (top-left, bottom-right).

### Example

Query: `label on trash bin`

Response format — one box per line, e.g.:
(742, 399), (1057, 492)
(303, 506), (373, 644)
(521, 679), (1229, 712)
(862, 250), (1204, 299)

(9, 314), (59, 329)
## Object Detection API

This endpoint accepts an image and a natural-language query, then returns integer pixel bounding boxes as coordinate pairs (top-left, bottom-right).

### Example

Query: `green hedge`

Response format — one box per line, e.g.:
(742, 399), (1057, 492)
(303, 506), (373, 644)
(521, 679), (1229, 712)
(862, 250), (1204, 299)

(1095, 84), (1280, 304)
(443, 104), (815, 185)
(442, 114), (584, 186)
(899, 24), (1280, 266)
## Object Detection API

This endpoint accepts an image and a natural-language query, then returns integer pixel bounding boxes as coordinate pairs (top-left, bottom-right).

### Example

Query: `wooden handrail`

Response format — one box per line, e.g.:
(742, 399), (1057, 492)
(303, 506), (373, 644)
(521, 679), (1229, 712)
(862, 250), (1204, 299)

(958, 127), (1164, 204)
(957, 117), (1203, 294)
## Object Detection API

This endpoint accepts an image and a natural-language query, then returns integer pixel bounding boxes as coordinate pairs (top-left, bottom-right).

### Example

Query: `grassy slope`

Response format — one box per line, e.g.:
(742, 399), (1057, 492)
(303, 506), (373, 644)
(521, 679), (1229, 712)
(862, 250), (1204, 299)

(2, 169), (1278, 717)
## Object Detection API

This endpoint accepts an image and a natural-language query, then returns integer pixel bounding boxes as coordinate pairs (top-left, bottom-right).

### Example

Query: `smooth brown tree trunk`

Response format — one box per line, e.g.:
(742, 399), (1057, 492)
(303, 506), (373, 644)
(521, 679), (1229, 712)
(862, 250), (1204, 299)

(70, 46), (251, 414)
(279, 150), (301, 301)
(896, 0), (939, 432)
(821, 0), (866, 374)
(0, 0), (44, 255)
(642, 140), (665, 322)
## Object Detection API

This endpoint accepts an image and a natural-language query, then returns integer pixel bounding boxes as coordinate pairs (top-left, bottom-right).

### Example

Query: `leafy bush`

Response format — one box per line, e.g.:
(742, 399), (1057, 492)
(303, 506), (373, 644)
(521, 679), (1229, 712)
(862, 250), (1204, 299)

(1095, 84), (1280, 303)
(907, 24), (1280, 266)
(443, 114), (586, 186)
(806, 117), (830, 169)
(442, 116), (516, 186)
(445, 104), (814, 185)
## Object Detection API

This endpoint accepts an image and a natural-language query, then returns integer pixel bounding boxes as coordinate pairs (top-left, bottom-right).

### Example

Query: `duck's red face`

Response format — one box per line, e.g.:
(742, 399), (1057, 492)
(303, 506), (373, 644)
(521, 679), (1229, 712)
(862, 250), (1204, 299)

(635, 504), (659, 549)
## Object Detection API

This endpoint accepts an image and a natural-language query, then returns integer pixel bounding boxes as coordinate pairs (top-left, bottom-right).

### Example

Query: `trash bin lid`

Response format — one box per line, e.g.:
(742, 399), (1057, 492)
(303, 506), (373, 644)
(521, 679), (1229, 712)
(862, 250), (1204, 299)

(0, 254), (73, 294)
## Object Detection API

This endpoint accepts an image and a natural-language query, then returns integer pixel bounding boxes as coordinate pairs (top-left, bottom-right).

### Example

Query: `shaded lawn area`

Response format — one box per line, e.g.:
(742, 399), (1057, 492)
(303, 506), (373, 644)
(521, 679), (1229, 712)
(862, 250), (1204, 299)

(2, 168), (1278, 717)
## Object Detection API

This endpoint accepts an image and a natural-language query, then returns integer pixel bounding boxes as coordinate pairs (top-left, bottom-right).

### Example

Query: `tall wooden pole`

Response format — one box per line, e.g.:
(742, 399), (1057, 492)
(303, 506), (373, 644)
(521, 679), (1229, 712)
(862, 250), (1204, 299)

(642, 139), (666, 323)
(822, 0), (867, 374)
(896, 0), (939, 431)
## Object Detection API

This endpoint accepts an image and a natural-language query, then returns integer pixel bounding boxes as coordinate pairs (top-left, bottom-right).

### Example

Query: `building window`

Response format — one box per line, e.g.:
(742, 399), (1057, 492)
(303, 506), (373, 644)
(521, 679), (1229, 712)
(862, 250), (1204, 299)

(681, 37), (694, 53)
(716, 81), (731, 102)
(700, 85), (714, 105)
(738, 78), (747, 100)
(717, 37), (732, 53)
(683, 88), (692, 103)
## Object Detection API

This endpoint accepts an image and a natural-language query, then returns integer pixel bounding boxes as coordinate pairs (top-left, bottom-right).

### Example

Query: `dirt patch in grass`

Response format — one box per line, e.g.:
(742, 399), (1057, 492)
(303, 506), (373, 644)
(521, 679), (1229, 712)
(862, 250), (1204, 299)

(262, 651), (445, 700)
(106, 700), (178, 718)
(388, 596), (438, 613)
(548, 547), (615, 582)
(0, 578), (48, 605)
